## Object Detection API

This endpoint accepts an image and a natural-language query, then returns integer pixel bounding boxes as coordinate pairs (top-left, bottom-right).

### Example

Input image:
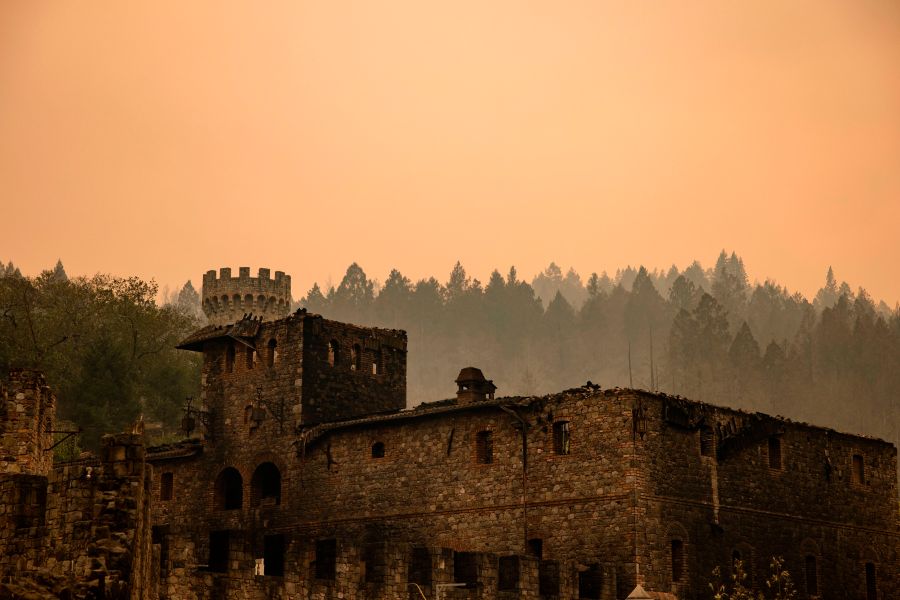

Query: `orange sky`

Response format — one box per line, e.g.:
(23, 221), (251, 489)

(2, 1), (899, 305)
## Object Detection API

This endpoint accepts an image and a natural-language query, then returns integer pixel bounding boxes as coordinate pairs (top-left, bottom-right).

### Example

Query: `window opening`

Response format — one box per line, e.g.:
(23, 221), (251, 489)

(351, 344), (361, 371)
(214, 467), (243, 510)
(498, 556), (519, 592)
(476, 430), (493, 464)
(553, 421), (570, 455)
(160, 472), (174, 501)
(578, 564), (602, 599)
(852, 454), (864, 484)
(539, 560), (560, 597)
(371, 441), (385, 459)
(207, 530), (229, 573)
(152, 525), (170, 580)
(259, 535), (284, 577)
(246, 347), (255, 370)
(671, 539), (684, 582)
(408, 547), (432, 587)
(267, 339), (277, 368)
(865, 563), (876, 600)
(453, 552), (477, 586)
(362, 544), (383, 583)
(250, 462), (281, 507)
(225, 343), (235, 373)
(768, 436), (782, 469)
(528, 538), (543, 560)
(328, 340), (338, 367)
(804, 555), (817, 595)
(700, 426), (715, 457)
(315, 539), (337, 580)
(372, 349), (382, 375)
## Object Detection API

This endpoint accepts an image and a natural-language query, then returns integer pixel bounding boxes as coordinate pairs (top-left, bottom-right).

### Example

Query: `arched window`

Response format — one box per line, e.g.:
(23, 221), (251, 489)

(372, 349), (382, 375)
(214, 467), (243, 510)
(267, 339), (278, 368)
(351, 344), (361, 371)
(225, 343), (235, 373)
(328, 340), (338, 367)
(371, 441), (385, 459)
(250, 462), (281, 507)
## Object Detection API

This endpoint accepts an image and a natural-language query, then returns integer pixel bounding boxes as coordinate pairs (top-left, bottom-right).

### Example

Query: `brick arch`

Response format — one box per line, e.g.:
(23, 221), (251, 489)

(800, 537), (821, 557)
(213, 466), (244, 510)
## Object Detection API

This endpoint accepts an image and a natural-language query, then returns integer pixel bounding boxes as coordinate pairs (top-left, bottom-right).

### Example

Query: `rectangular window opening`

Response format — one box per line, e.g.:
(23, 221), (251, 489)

(768, 436), (782, 470)
(804, 555), (817, 596)
(476, 430), (493, 464)
(578, 564), (602, 599)
(408, 547), (432, 587)
(315, 539), (337, 580)
(498, 556), (519, 592)
(208, 530), (230, 573)
(160, 472), (174, 501)
(852, 454), (865, 485)
(553, 421), (571, 455)
(671, 539), (684, 582)
(363, 544), (383, 583)
(263, 534), (285, 577)
(538, 560), (560, 598)
(454, 552), (478, 586)
(865, 562), (876, 600)
(528, 538), (543, 560)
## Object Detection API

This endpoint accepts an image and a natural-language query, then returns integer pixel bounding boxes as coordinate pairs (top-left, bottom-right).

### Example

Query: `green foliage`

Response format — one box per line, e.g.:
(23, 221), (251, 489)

(0, 264), (201, 449)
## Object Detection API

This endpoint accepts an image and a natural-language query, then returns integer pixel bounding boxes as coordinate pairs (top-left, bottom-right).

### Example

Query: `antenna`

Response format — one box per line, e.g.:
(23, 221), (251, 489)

(628, 341), (634, 388)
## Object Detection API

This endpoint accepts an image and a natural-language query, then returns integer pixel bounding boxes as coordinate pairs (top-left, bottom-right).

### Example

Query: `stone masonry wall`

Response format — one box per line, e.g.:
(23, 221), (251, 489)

(0, 369), (55, 476)
(201, 267), (292, 326)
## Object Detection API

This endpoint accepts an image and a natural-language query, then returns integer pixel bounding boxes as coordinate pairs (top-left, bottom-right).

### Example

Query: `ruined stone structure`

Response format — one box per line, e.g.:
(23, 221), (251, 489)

(201, 267), (292, 326)
(0, 371), (156, 599)
(1, 267), (898, 600)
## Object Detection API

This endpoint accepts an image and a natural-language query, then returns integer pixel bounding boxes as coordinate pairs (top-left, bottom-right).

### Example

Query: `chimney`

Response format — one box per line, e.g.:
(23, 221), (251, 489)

(455, 367), (497, 404)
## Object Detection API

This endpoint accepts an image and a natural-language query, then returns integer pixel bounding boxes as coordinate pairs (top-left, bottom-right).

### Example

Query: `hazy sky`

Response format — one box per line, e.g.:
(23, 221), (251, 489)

(2, 2), (899, 304)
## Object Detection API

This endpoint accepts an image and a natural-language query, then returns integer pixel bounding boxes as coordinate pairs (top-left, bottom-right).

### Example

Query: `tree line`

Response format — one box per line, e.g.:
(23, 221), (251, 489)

(1, 252), (897, 457)
(298, 252), (899, 453)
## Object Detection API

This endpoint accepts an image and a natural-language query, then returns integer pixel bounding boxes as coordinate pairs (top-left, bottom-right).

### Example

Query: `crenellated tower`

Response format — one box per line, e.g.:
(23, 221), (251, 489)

(201, 267), (292, 325)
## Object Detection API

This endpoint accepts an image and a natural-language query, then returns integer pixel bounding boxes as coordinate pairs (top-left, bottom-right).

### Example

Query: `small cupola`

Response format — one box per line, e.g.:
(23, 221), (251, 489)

(455, 367), (496, 404)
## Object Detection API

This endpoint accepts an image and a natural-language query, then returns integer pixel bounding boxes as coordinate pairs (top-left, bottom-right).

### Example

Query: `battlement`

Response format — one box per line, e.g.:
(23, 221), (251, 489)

(201, 266), (292, 326)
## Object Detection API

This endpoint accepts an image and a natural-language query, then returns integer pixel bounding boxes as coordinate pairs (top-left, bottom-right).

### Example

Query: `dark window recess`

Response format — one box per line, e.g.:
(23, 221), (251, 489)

(15, 479), (47, 529)
(328, 340), (338, 367)
(263, 535), (285, 577)
(250, 462), (281, 507)
(362, 544), (383, 583)
(498, 556), (519, 591)
(207, 531), (229, 573)
(267, 339), (277, 368)
(804, 555), (817, 595)
(454, 552), (478, 585)
(315, 539), (337, 580)
(852, 454), (865, 484)
(408, 547), (432, 587)
(700, 426), (715, 457)
(160, 472), (174, 501)
(539, 560), (560, 597)
(371, 441), (385, 459)
(246, 347), (255, 370)
(578, 564), (602, 599)
(476, 431), (493, 464)
(671, 539), (684, 582)
(152, 525), (170, 580)
(225, 343), (235, 373)
(214, 467), (243, 510)
(553, 421), (571, 455)
(351, 344), (361, 371)
(865, 563), (876, 600)
(528, 538), (544, 560)
(768, 436), (782, 469)
(372, 349), (382, 375)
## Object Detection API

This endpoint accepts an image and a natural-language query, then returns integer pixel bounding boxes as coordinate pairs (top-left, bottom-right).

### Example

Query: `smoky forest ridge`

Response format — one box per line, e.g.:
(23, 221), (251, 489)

(1, 252), (898, 464)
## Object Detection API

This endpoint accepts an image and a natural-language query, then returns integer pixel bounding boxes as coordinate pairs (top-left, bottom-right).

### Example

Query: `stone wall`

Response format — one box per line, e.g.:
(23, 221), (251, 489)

(201, 267), (292, 326)
(0, 369), (55, 476)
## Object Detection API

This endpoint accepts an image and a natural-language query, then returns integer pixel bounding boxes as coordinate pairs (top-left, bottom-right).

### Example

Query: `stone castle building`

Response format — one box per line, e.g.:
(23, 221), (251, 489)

(1, 266), (898, 599)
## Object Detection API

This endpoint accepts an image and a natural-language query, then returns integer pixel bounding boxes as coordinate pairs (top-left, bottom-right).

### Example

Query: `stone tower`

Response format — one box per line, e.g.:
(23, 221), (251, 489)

(201, 267), (291, 326)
